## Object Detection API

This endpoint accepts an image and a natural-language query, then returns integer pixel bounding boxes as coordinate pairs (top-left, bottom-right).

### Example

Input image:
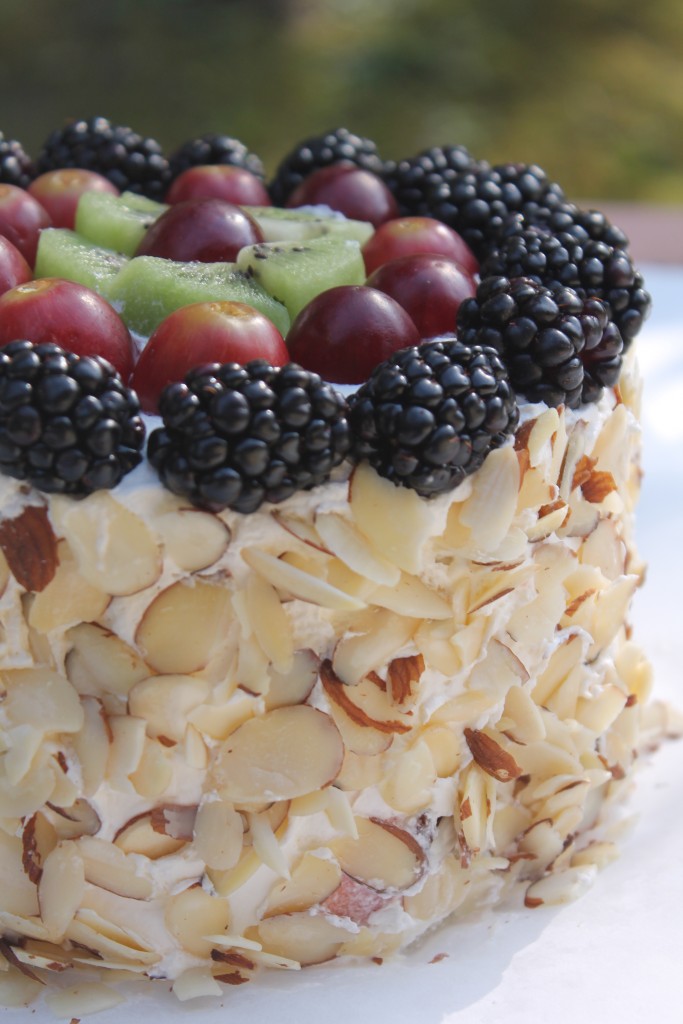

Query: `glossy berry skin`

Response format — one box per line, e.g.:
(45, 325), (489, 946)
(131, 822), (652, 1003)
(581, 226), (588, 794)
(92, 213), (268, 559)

(0, 278), (135, 381)
(131, 301), (290, 413)
(0, 184), (52, 266)
(166, 165), (271, 206)
(27, 169), (119, 229)
(135, 197), (264, 263)
(362, 216), (479, 277)
(367, 253), (477, 340)
(286, 285), (420, 384)
(286, 164), (399, 228)
(0, 236), (32, 297)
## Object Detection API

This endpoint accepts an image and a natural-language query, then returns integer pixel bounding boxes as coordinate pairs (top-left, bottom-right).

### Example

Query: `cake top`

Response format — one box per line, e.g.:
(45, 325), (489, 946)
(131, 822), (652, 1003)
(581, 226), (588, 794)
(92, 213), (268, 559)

(0, 119), (650, 511)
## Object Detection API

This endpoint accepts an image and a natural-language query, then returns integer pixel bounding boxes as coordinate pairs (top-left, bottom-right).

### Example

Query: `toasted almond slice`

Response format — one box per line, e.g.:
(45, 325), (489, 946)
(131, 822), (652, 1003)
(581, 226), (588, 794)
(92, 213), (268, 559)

(331, 816), (424, 892)
(65, 623), (150, 702)
(136, 579), (233, 675)
(129, 674), (210, 742)
(349, 463), (438, 573)
(265, 649), (319, 710)
(114, 813), (186, 859)
(245, 572), (294, 675)
(331, 609), (418, 686)
(242, 547), (364, 610)
(76, 836), (153, 900)
(256, 913), (348, 966)
(264, 852), (343, 917)
(165, 885), (231, 957)
(155, 507), (230, 571)
(314, 511), (401, 586)
(193, 800), (243, 871)
(38, 841), (85, 940)
(50, 491), (161, 596)
(211, 706), (344, 803)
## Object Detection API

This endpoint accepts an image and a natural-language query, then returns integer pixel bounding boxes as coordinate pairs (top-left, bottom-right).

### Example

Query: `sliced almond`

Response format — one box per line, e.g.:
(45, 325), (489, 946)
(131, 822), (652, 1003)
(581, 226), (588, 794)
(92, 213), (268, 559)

(50, 491), (162, 596)
(211, 705), (344, 803)
(76, 836), (153, 900)
(2, 667), (83, 735)
(129, 674), (210, 742)
(320, 871), (385, 924)
(154, 506), (230, 571)
(45, 798), (101, 842)
(245, 571), (294, 674)
(464, 728), (523, 782)
(65, 622), (150, 702)
(331, 816), (424, 892)
(21, 812), (58, 884)
(320, 659), (412, 735)
(459, 446), (520, 553)
(72, 696), (111, 796)
(242, 546), (364, 610)
(44, 981), (124, 1018)
(37, 841), (85, 940)
(271, 510), (330, 552)
(106, 714), (146, 783)
(0, 832), (40, 918)
(151, 803), (197, 841)
(314, 511), (401, 586)
(129, 737), (173, 798)
(0, 504), (58, 592)
(331, 608), (418, 685)
(114, 813), (186, 859)
(28, 539), (110, 633)
(380, 739), (435, 814)
(193, 800), (243, 871)
(135, 578), (232, 675)
(165, 885), (231, 957)
(256, 912), (348, 966)
(265, 649), (319, 710)
(370, 572), (452, 619)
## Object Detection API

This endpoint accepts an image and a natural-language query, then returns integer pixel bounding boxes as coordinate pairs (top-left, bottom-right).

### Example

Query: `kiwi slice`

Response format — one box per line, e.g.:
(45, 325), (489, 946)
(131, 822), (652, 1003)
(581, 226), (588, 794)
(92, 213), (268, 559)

(236, 236), (365, 321)
(241, 205), (374, 246)
(35, 229), (128, 299)
(75, 192), (168, 257)
(107, 256), (290, 339)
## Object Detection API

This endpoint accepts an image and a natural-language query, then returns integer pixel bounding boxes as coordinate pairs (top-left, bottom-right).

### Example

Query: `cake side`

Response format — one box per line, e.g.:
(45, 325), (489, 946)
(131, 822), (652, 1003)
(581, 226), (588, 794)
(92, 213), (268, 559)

(0, 344), (652, 998)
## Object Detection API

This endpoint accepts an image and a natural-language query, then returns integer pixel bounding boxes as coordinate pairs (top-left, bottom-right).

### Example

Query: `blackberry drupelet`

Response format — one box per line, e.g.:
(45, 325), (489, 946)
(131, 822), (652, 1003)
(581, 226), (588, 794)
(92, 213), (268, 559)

(168, 133), (265, 182)
(457, 276), (623, 408)
(268, 128), (385, 206)
(0, 132), (34, 188)
(36, 116), (171, 200)
(148, 360), (351, 514)
(348, 338), (519, 498)
(480, 224), (650, 345)
(0, 341), (145, 495)
(382, 144), (479, 218)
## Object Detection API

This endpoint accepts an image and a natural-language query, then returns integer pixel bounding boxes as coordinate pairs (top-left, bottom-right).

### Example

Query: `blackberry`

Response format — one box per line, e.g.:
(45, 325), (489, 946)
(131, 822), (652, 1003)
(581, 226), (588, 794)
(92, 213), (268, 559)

(268, 128), (384, 206)
(480, 224), (650, 345)
(348, 338), (518, 498)
(168, 133), (265, 182)
(148, 360), (351, 514)
(0, 132), (34, 189)
(36, 116), (171, 200)
(457, 276), (623, 408)
(0, 341), (144, 495)
(382, 144), (479, 218)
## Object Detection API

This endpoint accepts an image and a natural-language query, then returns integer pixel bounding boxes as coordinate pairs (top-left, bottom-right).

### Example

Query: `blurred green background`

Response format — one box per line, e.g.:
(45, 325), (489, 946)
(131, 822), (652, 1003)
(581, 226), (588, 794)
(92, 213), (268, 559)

(2, 0), (681, 203)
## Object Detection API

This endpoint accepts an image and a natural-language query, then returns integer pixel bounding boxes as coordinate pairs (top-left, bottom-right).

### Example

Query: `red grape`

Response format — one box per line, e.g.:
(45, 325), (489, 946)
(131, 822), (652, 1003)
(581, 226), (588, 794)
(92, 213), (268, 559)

(136, 198), (264, 263)
(367, 253), (476, 339)
(362, 216), (479, 277)
(286, 165), (398, 229)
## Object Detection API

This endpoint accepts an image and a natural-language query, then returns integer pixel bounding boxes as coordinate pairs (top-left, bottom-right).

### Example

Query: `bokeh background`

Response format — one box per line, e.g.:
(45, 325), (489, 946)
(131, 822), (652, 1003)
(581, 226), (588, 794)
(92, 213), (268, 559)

(2, 0), (681, 205)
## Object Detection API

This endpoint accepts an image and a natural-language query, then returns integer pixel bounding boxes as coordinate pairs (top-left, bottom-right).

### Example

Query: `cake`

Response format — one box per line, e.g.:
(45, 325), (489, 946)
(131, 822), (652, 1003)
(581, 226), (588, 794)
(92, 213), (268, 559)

(0, 121), (660, 1011)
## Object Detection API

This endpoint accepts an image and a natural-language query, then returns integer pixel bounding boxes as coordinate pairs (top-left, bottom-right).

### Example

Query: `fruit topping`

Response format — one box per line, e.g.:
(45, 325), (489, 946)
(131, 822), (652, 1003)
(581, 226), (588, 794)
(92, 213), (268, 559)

(0, 236), (32, 297)
(0, 183), (52, 266)
(0, 131), (35, 189)
(35, 229), (128, 300)
(242, 204), (373, 245)
(366, 252), (476, 339)
(457, 275), (623, 408)
(131, 300), (289, 413)
(134, 197), (264, 263)
(148, 360), (351, 512)
(286, 284), (420, 384)
(166, 164), (271, 206)
(27, 169), (119, 230)
(383, 144), (479, 217)
(0, 340), (144, 494)
(236, 235), (366, 320)
(36, 116), (171, 200)
(361, 215), (478, 277)
(479, 223), (650, 344)
(76, 190), (168, 256)
(168, 132), (265, 182)
(0, 277), (135, 381)
(348, 338), (518, 497)
(286, 163), (398, 228)
(268, 127), (385, 206)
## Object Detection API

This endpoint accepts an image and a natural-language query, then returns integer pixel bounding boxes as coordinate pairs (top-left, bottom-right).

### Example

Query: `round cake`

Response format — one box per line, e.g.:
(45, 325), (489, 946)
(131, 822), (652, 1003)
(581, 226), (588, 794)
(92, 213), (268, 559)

(0, 121), (658, 1010)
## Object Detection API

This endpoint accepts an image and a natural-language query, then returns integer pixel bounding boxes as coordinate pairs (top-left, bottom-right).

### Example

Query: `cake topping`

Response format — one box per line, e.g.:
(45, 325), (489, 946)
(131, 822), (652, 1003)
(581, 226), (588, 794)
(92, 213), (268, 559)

(348, 337), (518, 496)
(267, 126), (385, 206)
(457, 275), (623, 408)
(0, 339), (144, 494)
(0, 130), (35, 189)
(148, 359), (351, 512)
(168, 131), (265, 182)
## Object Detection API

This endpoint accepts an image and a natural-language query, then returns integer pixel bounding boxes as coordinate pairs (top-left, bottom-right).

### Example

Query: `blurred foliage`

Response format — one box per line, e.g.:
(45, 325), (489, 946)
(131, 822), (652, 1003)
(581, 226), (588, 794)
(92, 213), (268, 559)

(1, 0), (682, 201)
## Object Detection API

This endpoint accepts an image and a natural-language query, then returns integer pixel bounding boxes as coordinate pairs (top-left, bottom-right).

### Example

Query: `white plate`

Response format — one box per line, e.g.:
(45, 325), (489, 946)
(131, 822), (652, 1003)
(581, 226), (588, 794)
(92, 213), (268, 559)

(5, 266), (683, 1023)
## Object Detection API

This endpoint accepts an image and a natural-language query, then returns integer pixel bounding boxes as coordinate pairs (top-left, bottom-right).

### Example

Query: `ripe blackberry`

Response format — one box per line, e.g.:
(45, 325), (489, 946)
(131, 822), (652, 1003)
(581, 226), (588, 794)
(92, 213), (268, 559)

(168, 133), (265, 182)
(0, 341), (144, 495)
(268, 128), (385, 206)
(382, 144), (479, 218)
(424, 163), (567, 261)
(148, 360), (351, 514)
(480, 225), (650, 345)
(0, 132), (34, 188)
(348, 338), (518, 498)
(36, 116), (171, 200)
(457, 276), (623, 408)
